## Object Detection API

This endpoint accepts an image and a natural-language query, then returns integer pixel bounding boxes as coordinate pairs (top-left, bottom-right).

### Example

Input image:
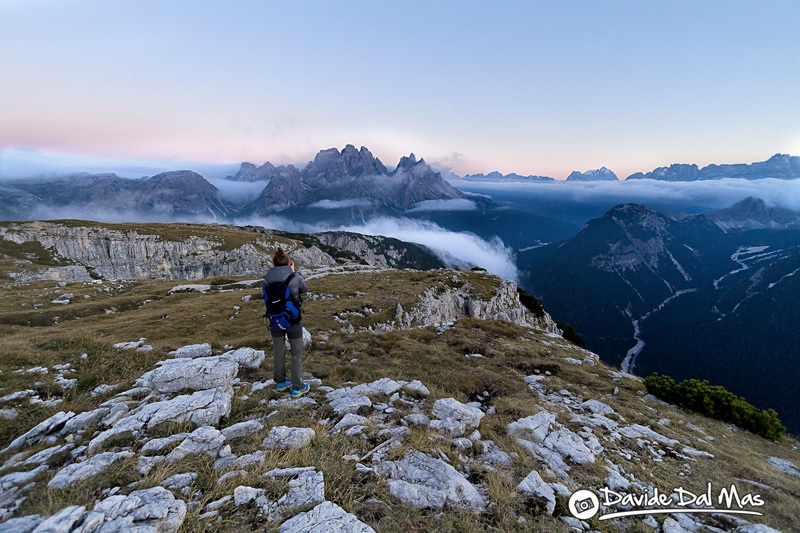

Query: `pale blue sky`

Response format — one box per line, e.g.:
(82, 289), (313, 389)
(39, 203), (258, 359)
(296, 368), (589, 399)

(1, 0), (799, 179)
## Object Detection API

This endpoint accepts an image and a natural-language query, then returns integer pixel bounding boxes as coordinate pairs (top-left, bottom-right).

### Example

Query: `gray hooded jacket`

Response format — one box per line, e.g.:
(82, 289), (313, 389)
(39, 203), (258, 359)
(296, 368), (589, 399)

(263, 265), (307, 301)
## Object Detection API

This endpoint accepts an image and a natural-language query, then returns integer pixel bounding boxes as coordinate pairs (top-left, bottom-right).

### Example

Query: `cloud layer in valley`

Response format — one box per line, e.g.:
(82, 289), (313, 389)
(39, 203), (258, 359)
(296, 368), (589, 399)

(451, 178), (800, 225)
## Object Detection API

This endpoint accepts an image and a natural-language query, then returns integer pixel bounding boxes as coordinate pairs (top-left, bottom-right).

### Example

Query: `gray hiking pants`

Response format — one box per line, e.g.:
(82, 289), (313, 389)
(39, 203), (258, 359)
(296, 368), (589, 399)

(271, 322), (304, 389)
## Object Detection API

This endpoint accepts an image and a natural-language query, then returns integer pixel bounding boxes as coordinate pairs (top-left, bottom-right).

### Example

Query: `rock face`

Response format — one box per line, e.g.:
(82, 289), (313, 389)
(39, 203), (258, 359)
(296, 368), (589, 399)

(704, 196), (800, 231)
(0, 222), (292, 281)
(315, 232), (445, 270)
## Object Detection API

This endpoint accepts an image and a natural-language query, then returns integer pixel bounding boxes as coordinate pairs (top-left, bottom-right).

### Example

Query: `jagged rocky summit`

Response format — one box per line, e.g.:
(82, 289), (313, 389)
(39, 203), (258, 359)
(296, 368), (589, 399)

(247, 145), (466, 214)
(565, 167), (619, 182)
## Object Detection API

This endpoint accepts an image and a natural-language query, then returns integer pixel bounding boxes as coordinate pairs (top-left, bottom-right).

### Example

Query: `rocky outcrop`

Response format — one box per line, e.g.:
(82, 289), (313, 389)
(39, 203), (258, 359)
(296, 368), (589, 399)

(394, 277), (561, 334)
(315, 232), (445, 270)
(0, 222), (338, 281)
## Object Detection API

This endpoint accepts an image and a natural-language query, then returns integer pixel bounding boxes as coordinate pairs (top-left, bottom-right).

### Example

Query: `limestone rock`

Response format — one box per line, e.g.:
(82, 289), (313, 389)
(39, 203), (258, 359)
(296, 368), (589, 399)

(516, 470), (556, 515)
(663, 517), (693, 533)
(221, 347), (265, 369)
(374, 449), (486, 512)
(279, 501), (376, 533)
(29, 505), (85, 532)
(329, 396), (371, 416)
(265, 470), (325, 521)
(162, 472), (198, 490)
(79, 486), (186, 533)
(403, 380), (430, 396)
(432, 398), (485, 429)
(263, 427), (316, 450)
(768, 457), (800, 478)
(394, 278), (561, 334)
(0, 514), (44, 533)
(136, 356), (238, 393)
(221, 420), (264, 440)
(2, 411), (75, 454)
(59, 408), (111, 436)
(618, 424), (679, 447)
(88, 389), (231, 454)
(48, 451), (134, 489)
(334, 413), (368, 432)
(166, 426), (226, 464)
(170, 343), (213, 359)
(234, 486), (264, 506)
(737, 524), (785, 533)
(403, 414), (431, 427)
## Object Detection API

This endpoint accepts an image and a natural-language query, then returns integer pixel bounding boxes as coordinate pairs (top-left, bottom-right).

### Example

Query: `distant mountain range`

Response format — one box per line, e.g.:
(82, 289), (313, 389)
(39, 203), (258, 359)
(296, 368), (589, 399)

(456, 153), (800, 183)
(0, 145), (467, 220)
(0, 170), (236, 221)
(626, 153), (800, 181)
(460, 171), (554, 183)
(519, 197), (800, 434)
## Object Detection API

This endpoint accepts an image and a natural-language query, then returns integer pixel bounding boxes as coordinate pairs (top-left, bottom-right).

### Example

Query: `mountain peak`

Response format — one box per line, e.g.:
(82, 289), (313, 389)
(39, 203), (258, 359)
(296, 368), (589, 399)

(705, 196), (800, 231)
(566, 167), (618, 181)
(304, 145), (388, 181)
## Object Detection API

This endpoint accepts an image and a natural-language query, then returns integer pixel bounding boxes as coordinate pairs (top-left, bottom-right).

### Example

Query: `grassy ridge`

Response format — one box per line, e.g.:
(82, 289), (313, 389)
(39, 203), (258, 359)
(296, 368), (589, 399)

(0, 258), (799, 530)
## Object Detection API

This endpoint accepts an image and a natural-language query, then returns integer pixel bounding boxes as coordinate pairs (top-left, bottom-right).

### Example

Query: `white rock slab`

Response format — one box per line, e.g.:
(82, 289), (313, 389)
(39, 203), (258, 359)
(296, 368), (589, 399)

(516, 470), (556, 515)
(48, 451), (134, 489)
(279, 501), (376, 533)
(136, 356), (238, 393)
(375, 449), (486, 512)
(263, 426), (316, 450)
(221, 347), (265, 369)
(169, 343), (212, 358)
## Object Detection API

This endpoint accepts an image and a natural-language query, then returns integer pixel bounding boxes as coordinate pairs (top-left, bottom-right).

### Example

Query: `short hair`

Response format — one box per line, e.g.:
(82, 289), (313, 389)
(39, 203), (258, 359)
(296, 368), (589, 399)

(273, 247), (291, 266)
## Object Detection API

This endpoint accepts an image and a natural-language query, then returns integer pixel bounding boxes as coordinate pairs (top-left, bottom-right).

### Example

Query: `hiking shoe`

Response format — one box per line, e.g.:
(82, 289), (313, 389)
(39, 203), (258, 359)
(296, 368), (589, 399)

(291, 383), (310, 398)
(276, 380), (292, 392)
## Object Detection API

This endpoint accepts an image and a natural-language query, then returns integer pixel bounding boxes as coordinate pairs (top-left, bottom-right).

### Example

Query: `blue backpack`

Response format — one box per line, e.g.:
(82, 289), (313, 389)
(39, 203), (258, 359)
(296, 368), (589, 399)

(263, 273), (302, 330)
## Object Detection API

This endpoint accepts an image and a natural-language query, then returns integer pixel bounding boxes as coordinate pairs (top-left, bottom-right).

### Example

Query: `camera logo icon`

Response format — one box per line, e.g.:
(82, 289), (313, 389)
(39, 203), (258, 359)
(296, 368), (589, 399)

(568, 489), (599, 519)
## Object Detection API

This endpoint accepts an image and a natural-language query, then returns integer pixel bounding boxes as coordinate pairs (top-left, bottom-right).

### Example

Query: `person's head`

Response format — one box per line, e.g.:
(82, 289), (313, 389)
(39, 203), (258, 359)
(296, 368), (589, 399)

(273, 247), (292, 267)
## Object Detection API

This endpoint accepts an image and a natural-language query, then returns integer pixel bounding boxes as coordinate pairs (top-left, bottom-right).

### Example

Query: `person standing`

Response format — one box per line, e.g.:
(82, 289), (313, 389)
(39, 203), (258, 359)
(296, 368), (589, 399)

(263, 247), (309, 398)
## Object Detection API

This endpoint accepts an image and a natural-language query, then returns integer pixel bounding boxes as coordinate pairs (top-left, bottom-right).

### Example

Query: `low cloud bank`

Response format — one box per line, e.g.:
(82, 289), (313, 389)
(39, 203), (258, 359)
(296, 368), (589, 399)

(0, 148), (239, 180)
(405, 199), (477, 213)
(452, 178), (800, 224)
(206, 178), (266, 205)
(307, 199), (374, 209)
(234, 214), (519, 282)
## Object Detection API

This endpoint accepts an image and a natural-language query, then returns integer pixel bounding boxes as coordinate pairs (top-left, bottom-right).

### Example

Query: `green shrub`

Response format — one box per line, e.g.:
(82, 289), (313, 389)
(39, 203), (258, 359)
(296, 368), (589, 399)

(644, 373), (786, 441)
